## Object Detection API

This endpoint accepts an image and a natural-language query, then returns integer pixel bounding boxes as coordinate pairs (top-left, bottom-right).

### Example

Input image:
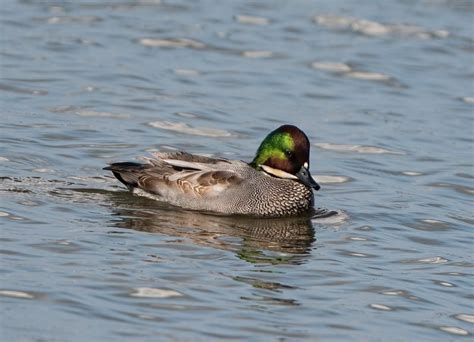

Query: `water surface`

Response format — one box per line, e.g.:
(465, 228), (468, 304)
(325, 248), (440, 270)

(1, 0), (473, 340)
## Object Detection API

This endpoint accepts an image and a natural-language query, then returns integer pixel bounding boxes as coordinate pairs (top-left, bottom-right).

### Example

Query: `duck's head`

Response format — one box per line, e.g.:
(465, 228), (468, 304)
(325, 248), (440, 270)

(250, 125), (320, 190)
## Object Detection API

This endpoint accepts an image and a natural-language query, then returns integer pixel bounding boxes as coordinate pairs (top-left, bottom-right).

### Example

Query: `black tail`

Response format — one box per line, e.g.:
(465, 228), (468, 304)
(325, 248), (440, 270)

(103, 162), (147, 190)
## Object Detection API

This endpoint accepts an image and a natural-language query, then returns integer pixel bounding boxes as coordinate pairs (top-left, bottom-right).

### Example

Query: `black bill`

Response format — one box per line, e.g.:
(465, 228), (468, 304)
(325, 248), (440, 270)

(296, 166), (320, 191)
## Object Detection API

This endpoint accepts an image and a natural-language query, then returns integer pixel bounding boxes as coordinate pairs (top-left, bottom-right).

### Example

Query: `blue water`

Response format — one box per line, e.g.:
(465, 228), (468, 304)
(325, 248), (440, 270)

(1, 0), (473, 340)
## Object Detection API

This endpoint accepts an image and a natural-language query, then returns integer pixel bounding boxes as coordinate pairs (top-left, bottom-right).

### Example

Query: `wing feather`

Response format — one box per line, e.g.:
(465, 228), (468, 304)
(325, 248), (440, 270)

(137, 169), (241, 197)
(106, 151), (240, 199)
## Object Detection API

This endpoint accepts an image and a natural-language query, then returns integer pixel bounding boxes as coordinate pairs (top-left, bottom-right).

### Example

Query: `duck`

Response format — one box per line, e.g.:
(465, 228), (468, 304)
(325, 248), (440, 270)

(104, 124), (320, 217)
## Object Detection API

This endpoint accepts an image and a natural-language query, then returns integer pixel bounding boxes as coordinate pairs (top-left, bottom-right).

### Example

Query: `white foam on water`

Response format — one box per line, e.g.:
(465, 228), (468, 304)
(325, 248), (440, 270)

(235, 15), (269, 25)
(242, 50), (273, 58)
(75, 110), (130, 119)
(130, 287), (183, 298)
(439, 281), (454, 287)
(349, 252), (369, 257)
(422, 219), (442, 224)
(313, 15), (449, 39)
(0, 156), (9, 162)
(310, 60), (393, 84)
(382, 290), (403, 296)
(402, 171), (423, 176)
(139, 38), (205, 49)
(315, 175), (350, 184)
(57, 240), (71, 246)
(313, 15), (354, 29)
(149, 121), (233, 137)
(350, 19), (391, 36)
(0, 211), (10, 217)
(455, 314), (474, 324)
(346, 71), (391, 81)
(47, 17), (67, 24)
(315, 143), (403, 154)
(417, 256), (448, 264)
(461, 97), (474, 104)
(311, 61), (352, 73)
(0, 290), (34, 299)
(33, 90), (47, 95)
(439, 326), (469, 336)
(10, 216), (24, 221)
(348, 237), (367, 241)
(432, 30), (450, 38)
(370, 303), (392, 311)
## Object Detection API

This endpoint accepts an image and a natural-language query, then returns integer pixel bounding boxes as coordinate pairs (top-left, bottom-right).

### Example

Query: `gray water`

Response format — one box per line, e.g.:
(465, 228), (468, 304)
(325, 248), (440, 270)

(1, 0), (473, 340)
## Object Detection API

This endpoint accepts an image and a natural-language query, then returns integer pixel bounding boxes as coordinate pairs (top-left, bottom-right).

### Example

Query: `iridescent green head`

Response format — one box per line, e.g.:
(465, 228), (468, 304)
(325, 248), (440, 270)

(250, 125), (320, 190)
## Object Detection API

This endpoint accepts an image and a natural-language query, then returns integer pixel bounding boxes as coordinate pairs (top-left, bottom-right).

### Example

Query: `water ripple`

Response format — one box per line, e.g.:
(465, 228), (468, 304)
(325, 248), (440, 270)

(149, 121), (234, 137)
(0, 290), (35, 299)
(439, 326), (470, 336)
(130, 288), (183, 298)
(313, 14), (449, 39)
(1, 1), (472, 340)
(235, 15), (269, 25)
(454, 314), (474, 324)
(315, 143), (403, 155)
(241, 50), (274, 58)
(139, 38), (206, 49)
(369, 303), (393, 311)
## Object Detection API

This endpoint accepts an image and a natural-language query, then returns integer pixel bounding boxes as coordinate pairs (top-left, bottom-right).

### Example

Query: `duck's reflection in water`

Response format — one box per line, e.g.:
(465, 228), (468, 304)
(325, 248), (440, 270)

(102, 190), (323, 265)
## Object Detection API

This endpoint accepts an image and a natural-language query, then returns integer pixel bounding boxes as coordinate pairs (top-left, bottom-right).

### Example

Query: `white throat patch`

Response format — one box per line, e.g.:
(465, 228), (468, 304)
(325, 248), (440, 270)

(259, 164), (298, 180)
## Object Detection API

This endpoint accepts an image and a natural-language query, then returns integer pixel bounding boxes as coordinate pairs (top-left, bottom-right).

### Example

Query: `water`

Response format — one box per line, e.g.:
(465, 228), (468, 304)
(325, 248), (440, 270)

(1, 0), (473, 340)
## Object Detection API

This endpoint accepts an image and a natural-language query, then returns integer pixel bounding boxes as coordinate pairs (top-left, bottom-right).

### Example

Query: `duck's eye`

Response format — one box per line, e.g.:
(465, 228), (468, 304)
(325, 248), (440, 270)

(285, 149), (294, 158)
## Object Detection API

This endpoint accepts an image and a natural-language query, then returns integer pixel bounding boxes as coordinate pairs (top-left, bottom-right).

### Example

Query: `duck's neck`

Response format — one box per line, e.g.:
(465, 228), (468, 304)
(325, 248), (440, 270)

(249, 159), (259, 169)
